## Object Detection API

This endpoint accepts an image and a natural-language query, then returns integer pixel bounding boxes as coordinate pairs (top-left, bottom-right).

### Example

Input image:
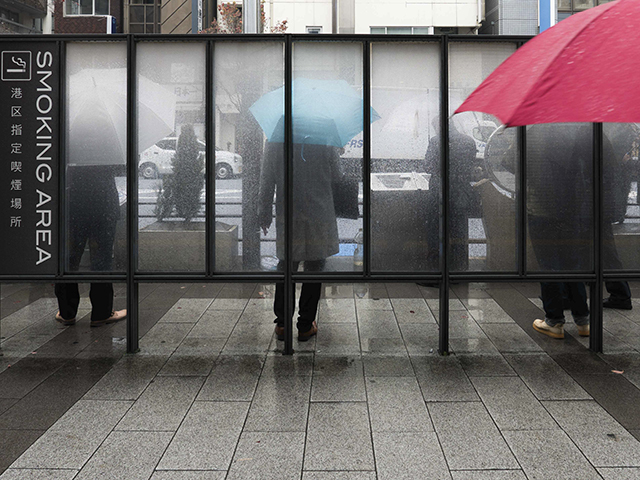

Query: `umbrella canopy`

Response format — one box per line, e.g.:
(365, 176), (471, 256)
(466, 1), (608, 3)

(67, 68), (176, 166)
(455, 0), (640, 126)
(249, 78), (380, 147)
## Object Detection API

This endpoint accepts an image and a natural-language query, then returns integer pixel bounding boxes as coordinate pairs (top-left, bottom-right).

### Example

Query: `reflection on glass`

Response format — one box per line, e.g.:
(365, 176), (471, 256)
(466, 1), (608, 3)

(137, 42), (206, 272)
(291, 42), (363, 273)
(370, 42), (440, 272)
(604, 124), (640, 281)
(216, 42), (284, 272)
(449, 42), (518, 272)
(526, 123), (593, 272)
(66, 42), (127, 274)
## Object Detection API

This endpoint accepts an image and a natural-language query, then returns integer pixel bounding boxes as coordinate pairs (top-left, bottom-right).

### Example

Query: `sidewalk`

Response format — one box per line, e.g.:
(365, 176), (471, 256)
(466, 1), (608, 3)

(1, 281), (640, 479)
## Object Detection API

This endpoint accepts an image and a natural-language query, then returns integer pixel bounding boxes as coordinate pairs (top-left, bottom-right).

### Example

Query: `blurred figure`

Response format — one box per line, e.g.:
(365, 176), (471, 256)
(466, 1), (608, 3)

(258, 142), (341, 341)
(55, 166), (127, 327)
(602, 124), (634, 310)
(527, 124), (591, 339)
(423, 117), (479, 272)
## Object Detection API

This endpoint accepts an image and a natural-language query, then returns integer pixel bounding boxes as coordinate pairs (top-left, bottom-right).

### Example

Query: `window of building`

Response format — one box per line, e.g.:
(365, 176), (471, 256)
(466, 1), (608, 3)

(370, 26), (433, 35)
(128, 0), (160, 33)
(306, 26), (322, 34)
(65, 0), (110, 16)
(0, 8), (19, 23)
(558, 0), (614, 15)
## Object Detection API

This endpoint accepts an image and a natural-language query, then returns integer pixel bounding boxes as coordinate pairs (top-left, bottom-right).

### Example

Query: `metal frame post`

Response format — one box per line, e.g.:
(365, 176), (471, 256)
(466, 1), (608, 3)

(591, 122), (604, 352)
(439, 35), (450, 355)
(284, 35), (294, 355)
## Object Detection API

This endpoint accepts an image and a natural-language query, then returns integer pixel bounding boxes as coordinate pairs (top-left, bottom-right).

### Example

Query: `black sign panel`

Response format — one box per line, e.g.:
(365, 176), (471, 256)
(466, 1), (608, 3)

(1, 43), (58, 275)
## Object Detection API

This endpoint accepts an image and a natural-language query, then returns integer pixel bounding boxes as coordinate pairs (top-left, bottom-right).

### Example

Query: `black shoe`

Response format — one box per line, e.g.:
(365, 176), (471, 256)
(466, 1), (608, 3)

(298, 321), (317, 342)
(603, 298), (632, 310)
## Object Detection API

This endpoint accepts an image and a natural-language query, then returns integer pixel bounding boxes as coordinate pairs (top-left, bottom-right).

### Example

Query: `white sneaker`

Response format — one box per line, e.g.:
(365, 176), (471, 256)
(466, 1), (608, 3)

(533, 319), (564, 339)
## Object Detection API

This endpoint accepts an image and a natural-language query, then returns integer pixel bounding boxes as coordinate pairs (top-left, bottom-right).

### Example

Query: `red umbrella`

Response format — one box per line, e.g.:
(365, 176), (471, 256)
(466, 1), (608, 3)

(455, 0), (640, 126)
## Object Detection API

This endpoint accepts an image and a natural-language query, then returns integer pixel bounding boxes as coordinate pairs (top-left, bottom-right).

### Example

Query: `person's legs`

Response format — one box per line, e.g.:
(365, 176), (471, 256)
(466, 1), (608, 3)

(602, 222), (632, 308)
(540, 282), (566, 326)
(297, 260), (325, 333)
(55, 283), (80, 322)
(274, 261), (299, 328)
(89, 283), (115, 321)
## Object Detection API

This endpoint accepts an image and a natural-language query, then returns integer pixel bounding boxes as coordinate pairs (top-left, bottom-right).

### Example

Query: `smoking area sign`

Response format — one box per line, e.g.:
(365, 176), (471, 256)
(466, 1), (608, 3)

(1, 44), (58, 275)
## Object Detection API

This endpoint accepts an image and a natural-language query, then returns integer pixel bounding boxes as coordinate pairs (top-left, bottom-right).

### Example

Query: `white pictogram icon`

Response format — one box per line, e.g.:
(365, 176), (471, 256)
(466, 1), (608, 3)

(2, 51), (32, 81)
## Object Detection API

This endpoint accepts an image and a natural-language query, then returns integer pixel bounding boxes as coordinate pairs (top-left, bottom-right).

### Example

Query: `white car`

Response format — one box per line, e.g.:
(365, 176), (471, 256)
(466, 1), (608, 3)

(138, 138), (243, 180)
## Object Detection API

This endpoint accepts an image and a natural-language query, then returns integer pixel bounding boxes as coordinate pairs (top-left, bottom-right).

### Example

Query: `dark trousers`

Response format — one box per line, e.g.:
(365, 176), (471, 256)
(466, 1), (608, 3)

(528, 214), (590, 323)
(274, 259), (325, 332)
(55, 207), (117, 321)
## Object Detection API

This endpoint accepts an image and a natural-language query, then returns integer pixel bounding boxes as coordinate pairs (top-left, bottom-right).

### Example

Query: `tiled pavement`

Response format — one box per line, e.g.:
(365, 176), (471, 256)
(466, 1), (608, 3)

(1, 281), (640, 479)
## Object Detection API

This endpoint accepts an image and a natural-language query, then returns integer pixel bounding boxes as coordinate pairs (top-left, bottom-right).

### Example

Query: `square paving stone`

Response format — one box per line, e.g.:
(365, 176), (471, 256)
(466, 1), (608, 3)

(157, 401), (249, 470)
(186, 310), (241, 339)
(116, 376), (204, 431)
(543, 400), (640, 467)
(391, 299), (436, 324)
(504, 354), (591, 401)
(427, 298), (465, 311)
(463, 298), (516, 324)
(311, 374), (366, 402)
(373, 432), (451, 480)
(0, 429), (45, 473)
(222, 323), (275, 355)
(158, 299), (213, 323)
(315, 324), (361, 355)
(451, 471), (527, 480)
(412, 355), (479, 402)
(502, 430), (601, 480)
(471, 376), (557, 431)
(317, 299), (357, 324)
(227, 431), (305, 480)
(400, 324), (440, 355)
(209, 298), (250, 310)
(139, 323), (193, 355)
(74, 431), (173, 480)
(262, 353), (313, 376)
(303, 472), (376, 480)
(429, 402), (518, 470)
(83, 355), (167, 401)
(366, 377), (432, 432)
(449, 312), (488, 340)
(355, 298), (393, 311)
(480, 324), (543, 353)
(151, 472), (226, 480)
(0, 470), (78, 480)
(244, 375), (312, 432)
(597, 467), (640, 479)
(357, 310), (401, 338)
(363, 355), (414, 376)
(386, 283), (424, 299)
(457, 354), (516, 377)
(449, 337), (501, 355)
(197, 355), (264, 401)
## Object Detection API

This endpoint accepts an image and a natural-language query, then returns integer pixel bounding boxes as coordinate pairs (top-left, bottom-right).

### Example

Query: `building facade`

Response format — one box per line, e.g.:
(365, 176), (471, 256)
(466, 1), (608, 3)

(53, 0), (122, 33)
(0, 0), (46, 33)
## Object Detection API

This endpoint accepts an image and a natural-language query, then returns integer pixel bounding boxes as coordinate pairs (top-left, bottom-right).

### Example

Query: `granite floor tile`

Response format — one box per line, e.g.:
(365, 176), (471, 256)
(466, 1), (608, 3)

(366, 377), (432, 432)
(450, 471), (527, 480)
(386, 283), (424, 299)
(0, 430), (44, 473)
(504, 354), (591, 401)
(222, 323), (275, 355)
(158, 299), (213, 323)
(74, 431), (173, 480)
(391, 298), (436, 324)
(543, 400), (640, 467)
(216, 283), (257, 299)
(305, 403), (374, 471)
(357, 310), (401, 338)
(197, 355), (264, 401)
(503, 430), (601, 480)
(0, 399), (17, 416)
(0, 356), (67, 399)
(449, 312), (489, 340)
(227, 431), (305, 480)
(400, 324), (440, 355)
(463, 299), (516, 324)
(471, 376), (557, 431)
(180, 283), (224, 299)
(262, 354), (313, 376)
(209, 298), (250, 310)
(373, 432), (451, 480)
(427, 298), (465, 311)
(449, 337), (501, 355)
(320, 283), (356, 299)
(0, 470), (77, 480)
(597, 467), (640, 479)
(83, 355), (167, 401)
(314, 356), (363, 376)
(312, 374), (366, 402)
(244, 375), (312, 432)
(303, 472), (376, 480)
(412, 355), (479, 402)
(150, 472), (226, 480)
(157, 401), (249, 470)
(116, 376), (204, 431)
(429, 402), (518, 470)
(363, 355), (414, 376)
(138, 323), (193, 355)
(355, 298), (393, 311)
(317, 299), (357, 324)
(315, 324), (361, 355)
(457, 354), (516, 377)
(480, 324), (543, 353)
(185, 310), (241, 339)
(157, 353), (219, 377)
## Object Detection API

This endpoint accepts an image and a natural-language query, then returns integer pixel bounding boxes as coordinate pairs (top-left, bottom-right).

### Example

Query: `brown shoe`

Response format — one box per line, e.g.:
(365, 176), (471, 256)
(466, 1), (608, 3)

(55, 311), (76, 326)
(532, 319), (564, 339)
(274, 325), (285, 341)
(298, 321), (317, 342)
(91, 309), (127, 327)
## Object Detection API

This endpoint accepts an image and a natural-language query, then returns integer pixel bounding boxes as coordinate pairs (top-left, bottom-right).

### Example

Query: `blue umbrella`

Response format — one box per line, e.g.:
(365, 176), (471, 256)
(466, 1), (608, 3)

(249, 78), (381, 148)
